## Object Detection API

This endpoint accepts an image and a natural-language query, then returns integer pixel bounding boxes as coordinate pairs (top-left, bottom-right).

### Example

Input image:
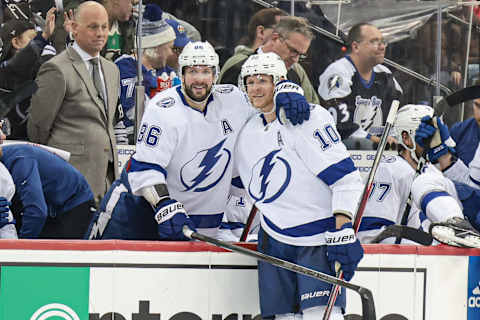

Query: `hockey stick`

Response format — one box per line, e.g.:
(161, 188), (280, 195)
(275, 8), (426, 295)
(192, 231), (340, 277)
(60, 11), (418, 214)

(239, 206), (258, 241)
(183, 226), (376, 320)
(371, 225), (433, 245)
(322, 100), (400, 320)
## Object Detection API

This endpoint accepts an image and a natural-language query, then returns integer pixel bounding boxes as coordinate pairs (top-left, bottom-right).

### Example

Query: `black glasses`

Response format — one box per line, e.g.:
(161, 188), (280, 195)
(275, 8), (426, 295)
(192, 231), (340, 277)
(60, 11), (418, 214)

(280, 37), (307, 60)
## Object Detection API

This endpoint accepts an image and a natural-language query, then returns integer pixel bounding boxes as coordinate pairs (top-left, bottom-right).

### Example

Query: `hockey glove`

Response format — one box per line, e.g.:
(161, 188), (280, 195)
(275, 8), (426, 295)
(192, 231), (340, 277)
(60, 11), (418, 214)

(415, 116), (455, 163)
(325, 222), (364, 281)
(274, 80), (310, 125)
(154, 199), (196, 241)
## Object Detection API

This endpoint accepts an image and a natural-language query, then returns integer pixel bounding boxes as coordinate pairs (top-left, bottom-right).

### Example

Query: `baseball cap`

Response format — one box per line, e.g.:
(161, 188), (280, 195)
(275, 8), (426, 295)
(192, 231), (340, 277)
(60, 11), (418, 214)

(0, 19), (35, 60)
(137, 19), (176, 49)
(166, 19), (191, 48)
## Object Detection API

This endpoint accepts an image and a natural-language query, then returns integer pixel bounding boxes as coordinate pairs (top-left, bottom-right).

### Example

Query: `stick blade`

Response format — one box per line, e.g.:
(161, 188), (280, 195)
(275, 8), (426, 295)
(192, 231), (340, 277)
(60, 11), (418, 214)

(358, 287), (377, 320)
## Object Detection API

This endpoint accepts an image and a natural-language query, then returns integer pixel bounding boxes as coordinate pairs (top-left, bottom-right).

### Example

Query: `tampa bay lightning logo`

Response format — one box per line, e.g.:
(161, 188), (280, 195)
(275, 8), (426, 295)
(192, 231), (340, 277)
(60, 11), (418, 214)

(249, 149), (291, 203)
(180, 138), (231, 192)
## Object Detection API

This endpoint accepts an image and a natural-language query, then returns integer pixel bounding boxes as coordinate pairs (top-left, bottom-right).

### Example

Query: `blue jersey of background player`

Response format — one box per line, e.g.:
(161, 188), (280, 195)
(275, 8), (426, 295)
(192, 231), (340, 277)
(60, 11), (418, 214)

(0, 144), (95, 238)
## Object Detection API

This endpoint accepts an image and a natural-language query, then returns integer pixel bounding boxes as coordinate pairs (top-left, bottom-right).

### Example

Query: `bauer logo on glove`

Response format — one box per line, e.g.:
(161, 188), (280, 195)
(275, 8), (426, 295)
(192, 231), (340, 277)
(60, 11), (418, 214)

(154, 201), (185, 223)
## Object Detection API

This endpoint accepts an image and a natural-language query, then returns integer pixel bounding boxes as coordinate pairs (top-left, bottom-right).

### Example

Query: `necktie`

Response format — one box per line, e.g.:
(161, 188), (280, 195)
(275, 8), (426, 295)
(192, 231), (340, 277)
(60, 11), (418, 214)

(90, 57), (106, 109)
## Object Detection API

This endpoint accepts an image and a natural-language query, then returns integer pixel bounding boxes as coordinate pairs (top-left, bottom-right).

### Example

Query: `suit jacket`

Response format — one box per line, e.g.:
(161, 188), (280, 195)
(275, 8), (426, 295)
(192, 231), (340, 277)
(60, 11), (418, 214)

(28, 46), (120, 202)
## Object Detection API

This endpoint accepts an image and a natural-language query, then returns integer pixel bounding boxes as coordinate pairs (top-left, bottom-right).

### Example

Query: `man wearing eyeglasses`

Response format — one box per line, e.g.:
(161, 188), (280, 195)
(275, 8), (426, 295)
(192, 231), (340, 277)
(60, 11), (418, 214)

(219, 14), (319, 105)
(318, 22), (402, 149)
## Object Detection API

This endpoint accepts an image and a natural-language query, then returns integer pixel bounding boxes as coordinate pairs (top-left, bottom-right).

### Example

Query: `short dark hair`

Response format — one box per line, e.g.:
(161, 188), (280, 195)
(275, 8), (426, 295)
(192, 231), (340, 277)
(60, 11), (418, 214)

(346, 22), (373, 49)
(247, 8), (287, 46)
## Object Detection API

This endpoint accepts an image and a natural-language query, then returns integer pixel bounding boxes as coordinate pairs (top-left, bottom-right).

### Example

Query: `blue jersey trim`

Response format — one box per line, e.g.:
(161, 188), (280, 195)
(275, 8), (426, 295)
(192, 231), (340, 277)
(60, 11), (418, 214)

(470, 175), (480, 188)
(421, 191), (449, 214)
(346, 55), (375, 89)
(358, 217), (395, 232)
(128, 158), (167, 178)
(317, 157), (356, 186)
(189, 213), (224, 228)
(231, 176), (244, 189)
(219, 221), (245, 230)
(263, 215), (335, 237)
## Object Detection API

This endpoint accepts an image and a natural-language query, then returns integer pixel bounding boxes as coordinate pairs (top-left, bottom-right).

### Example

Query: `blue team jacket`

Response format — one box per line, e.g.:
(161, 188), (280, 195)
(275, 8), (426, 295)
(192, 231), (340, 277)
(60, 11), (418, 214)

(1, 145), (94, 238)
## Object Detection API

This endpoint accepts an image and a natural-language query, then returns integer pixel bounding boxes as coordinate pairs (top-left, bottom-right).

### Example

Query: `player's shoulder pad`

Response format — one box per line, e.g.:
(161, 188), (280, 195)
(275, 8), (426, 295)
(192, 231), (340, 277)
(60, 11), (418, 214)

(212, 84), (241, 96)
(380, 154), (397, 163)
(147, 87), (182, 112)
(212, 84), (250, 109)
(293, 104), (335, 133)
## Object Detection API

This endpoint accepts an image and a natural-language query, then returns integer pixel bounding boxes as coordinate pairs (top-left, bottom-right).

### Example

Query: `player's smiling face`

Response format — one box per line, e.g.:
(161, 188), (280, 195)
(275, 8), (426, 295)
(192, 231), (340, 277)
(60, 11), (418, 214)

(245, 74), (275, 113)
(183, 66), (215, 101)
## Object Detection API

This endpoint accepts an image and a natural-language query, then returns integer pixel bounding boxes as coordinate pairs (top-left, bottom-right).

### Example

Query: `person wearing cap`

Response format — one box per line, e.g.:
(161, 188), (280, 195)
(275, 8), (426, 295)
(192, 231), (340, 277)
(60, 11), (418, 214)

(113, 18), (177, 145)
(28, 1), (120, 204)
(0, 7), (56, 140)
(165, 18), (192, 72)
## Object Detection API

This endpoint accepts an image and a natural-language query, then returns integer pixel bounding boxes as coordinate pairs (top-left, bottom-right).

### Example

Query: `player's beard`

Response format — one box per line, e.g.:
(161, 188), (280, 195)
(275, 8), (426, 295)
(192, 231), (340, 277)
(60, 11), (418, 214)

(185, 83), (213, 102)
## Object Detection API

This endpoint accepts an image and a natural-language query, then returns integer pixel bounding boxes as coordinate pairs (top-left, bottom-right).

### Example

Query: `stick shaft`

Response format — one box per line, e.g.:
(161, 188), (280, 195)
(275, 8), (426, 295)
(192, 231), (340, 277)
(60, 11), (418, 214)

(240, 206), (258, 241)
(323, 100), (399, 320)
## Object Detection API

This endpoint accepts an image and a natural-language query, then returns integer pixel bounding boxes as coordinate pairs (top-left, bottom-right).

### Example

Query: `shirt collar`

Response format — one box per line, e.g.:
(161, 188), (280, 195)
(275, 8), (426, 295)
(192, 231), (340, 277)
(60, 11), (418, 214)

(72, 42), (100, 62)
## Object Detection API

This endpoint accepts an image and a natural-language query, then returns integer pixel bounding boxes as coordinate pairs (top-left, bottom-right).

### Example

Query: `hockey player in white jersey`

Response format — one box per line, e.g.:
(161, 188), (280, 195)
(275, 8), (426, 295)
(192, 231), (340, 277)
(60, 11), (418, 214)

(86, 41), (312, 241)
(235, 52), (364, 320)
(412, 113), (480, 247)
(359, 104), (480, 247)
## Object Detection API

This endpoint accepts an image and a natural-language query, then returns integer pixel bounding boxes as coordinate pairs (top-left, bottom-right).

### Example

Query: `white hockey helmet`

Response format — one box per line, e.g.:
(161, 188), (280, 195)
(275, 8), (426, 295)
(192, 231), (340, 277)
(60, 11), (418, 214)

(391, 104), (434, 152)
(239, 52), (287, 92)
(178, 41), (219, 81)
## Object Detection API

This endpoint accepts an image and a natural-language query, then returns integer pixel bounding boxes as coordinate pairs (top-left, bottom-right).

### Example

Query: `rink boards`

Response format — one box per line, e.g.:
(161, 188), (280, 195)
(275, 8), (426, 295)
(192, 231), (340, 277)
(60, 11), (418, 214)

(0, 241), (477, 320)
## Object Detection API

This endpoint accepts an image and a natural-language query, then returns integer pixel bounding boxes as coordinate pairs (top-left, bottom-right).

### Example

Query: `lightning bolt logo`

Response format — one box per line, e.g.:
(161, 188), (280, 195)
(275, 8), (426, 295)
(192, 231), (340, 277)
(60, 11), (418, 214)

(181, 138), (231, 192)
(249, 149), (291, 203)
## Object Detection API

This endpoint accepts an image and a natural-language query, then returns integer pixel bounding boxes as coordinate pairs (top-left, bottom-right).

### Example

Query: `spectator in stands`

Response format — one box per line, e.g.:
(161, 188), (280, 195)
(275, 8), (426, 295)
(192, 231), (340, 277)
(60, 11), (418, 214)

(28, 1), (119, 204)
(165, 18), (192, 71)
(218, 8), (287, 84)
(143, 3), (201, 42)
(318, 22), (402, 149)
(219, 15), (319, 105)
(0, 7), (56, 140)
(114, 18), (176, 145)
(0, 144), (95, 239)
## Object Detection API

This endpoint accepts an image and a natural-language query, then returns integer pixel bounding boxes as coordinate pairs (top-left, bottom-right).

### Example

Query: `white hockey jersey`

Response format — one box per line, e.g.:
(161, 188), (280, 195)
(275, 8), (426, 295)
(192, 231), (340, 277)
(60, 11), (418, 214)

(235, 105), (363, 246)
(357, 155), (421, 244)
(128, 84), (254, 235)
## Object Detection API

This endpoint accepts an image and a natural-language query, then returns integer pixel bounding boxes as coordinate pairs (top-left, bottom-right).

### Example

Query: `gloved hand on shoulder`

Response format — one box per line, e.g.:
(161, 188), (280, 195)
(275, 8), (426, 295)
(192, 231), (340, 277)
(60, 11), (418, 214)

(325, 222), (364, 281)
(274, 80), (310, 125)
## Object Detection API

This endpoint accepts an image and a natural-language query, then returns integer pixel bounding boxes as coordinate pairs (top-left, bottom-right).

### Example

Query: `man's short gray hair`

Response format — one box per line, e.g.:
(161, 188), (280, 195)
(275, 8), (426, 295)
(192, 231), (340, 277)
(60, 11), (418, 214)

(274, 16), (314, 41)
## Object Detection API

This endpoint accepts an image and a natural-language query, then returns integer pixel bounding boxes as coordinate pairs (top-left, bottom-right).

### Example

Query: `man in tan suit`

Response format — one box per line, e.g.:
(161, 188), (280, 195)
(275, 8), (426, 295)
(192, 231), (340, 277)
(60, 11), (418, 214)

(28, 1), (119, 204)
